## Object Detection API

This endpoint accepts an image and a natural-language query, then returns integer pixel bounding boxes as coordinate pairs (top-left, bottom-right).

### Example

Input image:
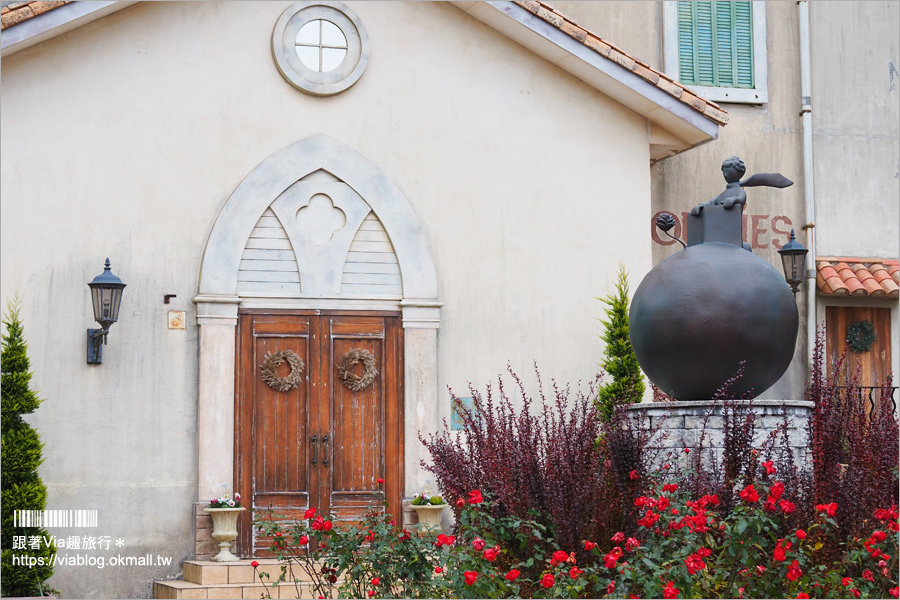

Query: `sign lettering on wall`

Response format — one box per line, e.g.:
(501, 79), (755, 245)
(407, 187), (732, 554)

(651, 212), (794, 249)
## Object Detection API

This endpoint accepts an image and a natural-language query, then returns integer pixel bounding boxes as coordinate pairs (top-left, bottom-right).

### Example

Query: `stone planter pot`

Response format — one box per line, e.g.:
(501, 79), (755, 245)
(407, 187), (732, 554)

(204, 507), (246, 562)
(411, 504), (446, 536)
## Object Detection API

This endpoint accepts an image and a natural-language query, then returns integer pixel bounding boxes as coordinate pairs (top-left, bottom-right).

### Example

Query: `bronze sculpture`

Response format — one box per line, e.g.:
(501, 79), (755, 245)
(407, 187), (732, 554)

(629, 157), (798, 400)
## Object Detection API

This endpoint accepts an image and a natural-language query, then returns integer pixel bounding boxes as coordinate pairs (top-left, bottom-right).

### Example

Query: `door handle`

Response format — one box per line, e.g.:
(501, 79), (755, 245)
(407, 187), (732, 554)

(321, 435), (329, 466)
(311, 435), (317, 465)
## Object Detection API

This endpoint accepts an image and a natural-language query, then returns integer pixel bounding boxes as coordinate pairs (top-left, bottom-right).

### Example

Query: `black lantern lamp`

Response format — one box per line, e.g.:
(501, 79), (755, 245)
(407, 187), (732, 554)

(86, 258), (126, 364)
(778, 230), (808, 295)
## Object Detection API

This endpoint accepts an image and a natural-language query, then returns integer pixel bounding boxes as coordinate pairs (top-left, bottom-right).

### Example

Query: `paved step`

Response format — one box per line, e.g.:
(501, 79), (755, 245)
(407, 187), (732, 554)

(153, 579), (317, 599)
(154, 559), (323, 599)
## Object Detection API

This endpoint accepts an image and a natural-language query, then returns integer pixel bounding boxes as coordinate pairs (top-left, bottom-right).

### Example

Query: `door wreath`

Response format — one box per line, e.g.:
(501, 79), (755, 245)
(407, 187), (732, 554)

(846, 319), (876, 353)
(259, 350), (304, 392)
(337, 348), (378, 392)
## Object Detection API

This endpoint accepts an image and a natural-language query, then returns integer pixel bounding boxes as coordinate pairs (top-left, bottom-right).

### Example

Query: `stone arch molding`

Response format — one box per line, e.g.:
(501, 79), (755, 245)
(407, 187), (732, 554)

(198, 133), (438, 303)
(192, 134), (442, 504)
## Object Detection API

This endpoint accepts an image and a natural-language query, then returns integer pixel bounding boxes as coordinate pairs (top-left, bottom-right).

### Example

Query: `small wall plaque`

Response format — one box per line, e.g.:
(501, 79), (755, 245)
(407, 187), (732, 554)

(167, 311), (186, 330)
(451, 397), (475, 431)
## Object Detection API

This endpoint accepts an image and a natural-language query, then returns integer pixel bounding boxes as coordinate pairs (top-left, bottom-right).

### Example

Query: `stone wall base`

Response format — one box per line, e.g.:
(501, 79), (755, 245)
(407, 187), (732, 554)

(193, 502), (217, 561)
(624, 399), (814, 470)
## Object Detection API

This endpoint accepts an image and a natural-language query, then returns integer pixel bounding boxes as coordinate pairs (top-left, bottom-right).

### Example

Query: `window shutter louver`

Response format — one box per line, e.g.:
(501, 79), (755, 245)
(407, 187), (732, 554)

(734, 2), (754, 88)
(677, 1), (754, 89)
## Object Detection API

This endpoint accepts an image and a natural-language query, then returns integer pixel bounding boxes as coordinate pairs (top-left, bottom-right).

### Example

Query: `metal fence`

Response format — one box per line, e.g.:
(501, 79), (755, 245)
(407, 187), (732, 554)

(833, 386), (898, 415)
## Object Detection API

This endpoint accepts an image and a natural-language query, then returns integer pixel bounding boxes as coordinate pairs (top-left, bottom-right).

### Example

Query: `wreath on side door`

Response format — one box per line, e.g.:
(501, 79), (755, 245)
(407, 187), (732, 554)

(846, 319), (876, 354)
(260, 350), (305, 392)
(337, 348), (378, 392)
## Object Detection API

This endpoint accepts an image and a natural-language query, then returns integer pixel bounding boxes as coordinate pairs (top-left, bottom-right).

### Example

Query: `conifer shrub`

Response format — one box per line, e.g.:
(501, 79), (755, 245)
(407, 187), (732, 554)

(1, 298), (56, 597)
(596, 264), (644, 421)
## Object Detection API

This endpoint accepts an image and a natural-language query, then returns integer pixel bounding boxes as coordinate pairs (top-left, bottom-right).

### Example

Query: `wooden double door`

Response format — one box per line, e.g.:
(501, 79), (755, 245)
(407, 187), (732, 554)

(235, 311), (403, 556)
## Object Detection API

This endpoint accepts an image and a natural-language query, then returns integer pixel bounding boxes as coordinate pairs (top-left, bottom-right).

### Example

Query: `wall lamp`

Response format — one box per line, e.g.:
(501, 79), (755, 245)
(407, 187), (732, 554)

(777, 229), (809, 295)
(86, 258), (126, 364)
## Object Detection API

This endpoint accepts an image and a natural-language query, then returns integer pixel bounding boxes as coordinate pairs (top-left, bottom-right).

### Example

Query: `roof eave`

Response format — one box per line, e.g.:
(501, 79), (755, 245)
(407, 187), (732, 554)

(450, 1), (721, 161)
(1, 0), (138, 57)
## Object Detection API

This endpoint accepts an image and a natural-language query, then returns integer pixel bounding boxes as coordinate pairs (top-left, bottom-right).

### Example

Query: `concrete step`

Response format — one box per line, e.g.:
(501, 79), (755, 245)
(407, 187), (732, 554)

(153, 579), (317, 599)
(154, 559), (323, 599)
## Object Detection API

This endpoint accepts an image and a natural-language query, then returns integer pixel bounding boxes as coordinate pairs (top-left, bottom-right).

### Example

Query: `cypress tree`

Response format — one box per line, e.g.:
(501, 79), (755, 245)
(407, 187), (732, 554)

(2, 297), (56, 596)
(597, 265), (645, 421)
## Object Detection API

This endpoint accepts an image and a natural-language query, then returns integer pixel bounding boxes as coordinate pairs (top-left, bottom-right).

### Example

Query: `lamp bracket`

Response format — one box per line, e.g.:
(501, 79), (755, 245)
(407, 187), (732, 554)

(87, 328), (109, 364)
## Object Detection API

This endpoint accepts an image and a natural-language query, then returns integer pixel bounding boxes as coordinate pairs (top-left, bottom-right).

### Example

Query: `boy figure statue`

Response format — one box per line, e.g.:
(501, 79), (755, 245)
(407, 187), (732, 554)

(690, 156), (792, 217)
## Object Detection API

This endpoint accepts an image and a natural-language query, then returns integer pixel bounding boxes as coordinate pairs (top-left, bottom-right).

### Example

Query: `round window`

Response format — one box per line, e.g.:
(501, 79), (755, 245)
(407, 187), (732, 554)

(272, 1), (369, 96)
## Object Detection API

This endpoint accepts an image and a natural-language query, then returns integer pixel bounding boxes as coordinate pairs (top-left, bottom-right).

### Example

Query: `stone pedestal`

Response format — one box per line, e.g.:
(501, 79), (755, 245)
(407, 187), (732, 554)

(624, 400), (814, 469)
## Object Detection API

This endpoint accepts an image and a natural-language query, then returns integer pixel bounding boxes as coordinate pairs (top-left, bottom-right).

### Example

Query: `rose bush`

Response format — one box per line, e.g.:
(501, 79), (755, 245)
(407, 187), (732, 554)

(252, 480), (897, 599)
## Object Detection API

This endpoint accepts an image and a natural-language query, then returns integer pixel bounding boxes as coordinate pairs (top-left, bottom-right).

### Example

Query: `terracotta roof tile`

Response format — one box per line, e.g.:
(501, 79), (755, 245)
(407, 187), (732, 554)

(816, 258), (900, 298)
(514, 0), (728, 126)
(1, 0), (69, 30)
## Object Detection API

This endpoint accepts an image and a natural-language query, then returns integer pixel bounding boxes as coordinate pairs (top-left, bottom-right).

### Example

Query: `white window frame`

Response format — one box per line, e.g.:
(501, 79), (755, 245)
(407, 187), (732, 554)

(662, 1), (768, 105)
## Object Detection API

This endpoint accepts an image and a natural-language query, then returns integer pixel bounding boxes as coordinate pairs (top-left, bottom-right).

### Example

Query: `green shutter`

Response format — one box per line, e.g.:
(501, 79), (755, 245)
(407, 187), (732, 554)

(677, 1), (754, 89)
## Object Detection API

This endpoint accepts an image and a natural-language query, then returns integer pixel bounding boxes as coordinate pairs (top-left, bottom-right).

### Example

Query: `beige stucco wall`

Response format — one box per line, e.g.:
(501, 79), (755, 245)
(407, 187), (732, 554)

(550, 1), (899, 399)
(0, 2), (654, 596)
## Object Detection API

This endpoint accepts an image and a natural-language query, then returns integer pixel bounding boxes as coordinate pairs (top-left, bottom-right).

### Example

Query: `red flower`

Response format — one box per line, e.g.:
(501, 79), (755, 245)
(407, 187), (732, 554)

(795, 529), (806, 540)
(250, 560), (259, 567)
(780, 500), (797, 514)
(435, 534), (455, 548)
(606, 581), (616, 594)
(611, 532), (625, 543)
(311, 516), (325, 530)
(629, 470), (639, 480)
(684, 448), (690, 454)
(298, 535), (308, 545)
(584, 540), (596, 551)
(756, 565), (766, 576)
(796, 594), (810, 599)
(483, 545), (500, 562)
(371, 577), (380, 586)
(762, 460), (776, 475)
(684, 551), (707, 575)
(364, 529), (375, 542)
(662, 483), (678, 493)
(863, 569), (874, 582)
(889, 586), (899, 598)
(626, 537), (640, 552)
(468, 490), (484, 504)
(552, 550), (570, 564)
(663, 581), (680, 599)
(434, 567), (443, 574)
(816, 502), (838, 516)
(774, 539), (792, 562)
(872, 530), (887, 542)
(568, 566), (583, 579)
(604, 553), (618, 569)
(505, 569), (520, 581)
(637, 510), (660, 528)
(656, 497), (671, 511)
(367, 590), (375, 598)
(304, 508), (316, 519)
(786, 560), (802, 582)
(464, 571), (478, 586)
(472, 537), (485, 551)
(842, 577), (853, 587)
(739, 485), (759, 503)
(540, 573), (555, 589)
(323, 520), (333, 531)
(770, 481), (785, 499)
(377, 478), (384, 485)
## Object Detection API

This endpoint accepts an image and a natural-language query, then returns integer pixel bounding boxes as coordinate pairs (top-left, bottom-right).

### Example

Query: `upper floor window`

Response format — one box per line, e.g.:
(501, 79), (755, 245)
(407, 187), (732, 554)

(272, 1), (369, 97)
(663, 1), (768, 104)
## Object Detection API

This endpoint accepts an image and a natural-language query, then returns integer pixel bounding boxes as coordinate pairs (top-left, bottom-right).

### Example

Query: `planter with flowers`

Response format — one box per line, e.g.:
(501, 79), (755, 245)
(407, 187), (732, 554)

(204, 485), (245, 562)
(410, 492), (446, 535)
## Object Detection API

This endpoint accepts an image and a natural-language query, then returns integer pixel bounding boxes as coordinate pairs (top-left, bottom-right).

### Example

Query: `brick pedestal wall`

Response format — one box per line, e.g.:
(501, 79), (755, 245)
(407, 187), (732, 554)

(624, 399), (814, 469)
(193, 502), (218, 560)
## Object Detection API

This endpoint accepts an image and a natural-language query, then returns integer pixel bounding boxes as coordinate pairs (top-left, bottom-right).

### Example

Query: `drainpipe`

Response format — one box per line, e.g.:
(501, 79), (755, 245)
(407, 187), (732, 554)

(798, 1), (817, 374)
